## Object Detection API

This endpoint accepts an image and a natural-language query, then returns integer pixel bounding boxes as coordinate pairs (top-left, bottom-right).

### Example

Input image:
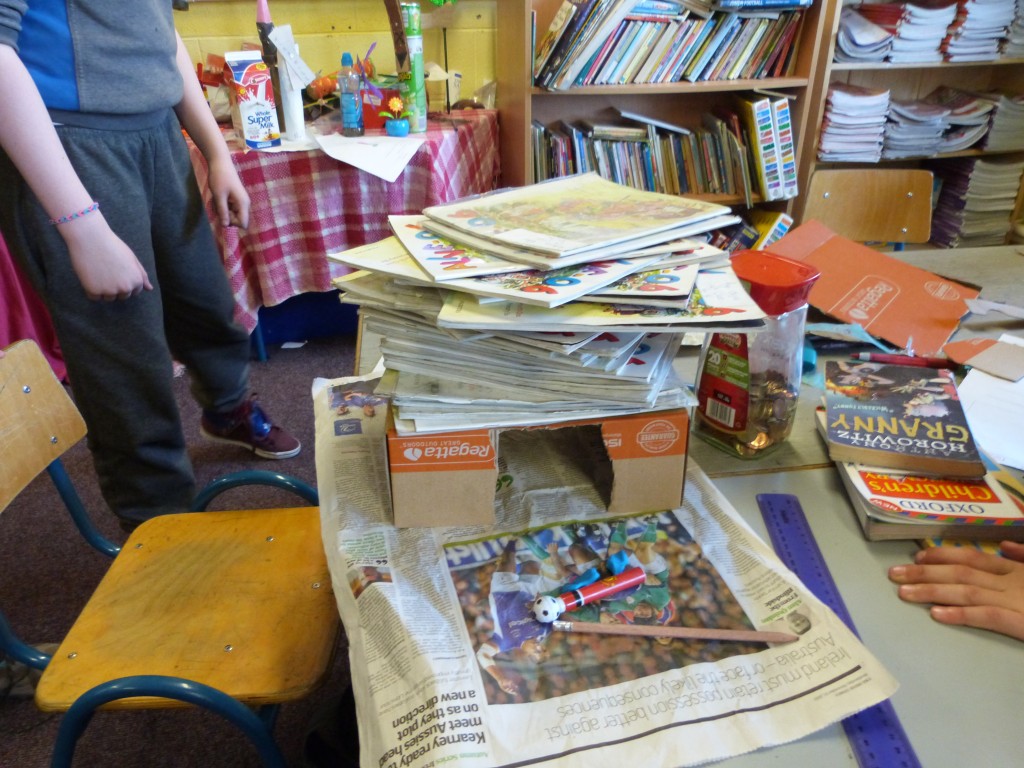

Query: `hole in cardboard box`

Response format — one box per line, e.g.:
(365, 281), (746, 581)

(496, 425), (613, 510)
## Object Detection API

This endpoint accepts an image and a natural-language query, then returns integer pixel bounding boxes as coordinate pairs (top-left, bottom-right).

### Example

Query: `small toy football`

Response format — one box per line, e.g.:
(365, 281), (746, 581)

(532, 595), (563, 623)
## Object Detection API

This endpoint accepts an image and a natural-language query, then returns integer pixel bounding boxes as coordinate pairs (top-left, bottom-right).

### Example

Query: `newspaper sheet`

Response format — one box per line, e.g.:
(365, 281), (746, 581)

(313, 374), (898, 768)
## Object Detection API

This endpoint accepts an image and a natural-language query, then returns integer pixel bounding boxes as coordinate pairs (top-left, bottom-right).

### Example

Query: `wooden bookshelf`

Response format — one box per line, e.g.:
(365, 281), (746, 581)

(495, 0), (833, 209)
(796, 0), (1024, 235)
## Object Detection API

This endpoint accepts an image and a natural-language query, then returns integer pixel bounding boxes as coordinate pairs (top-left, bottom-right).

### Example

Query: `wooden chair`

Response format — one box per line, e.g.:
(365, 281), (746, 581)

(0, 339), (339, 767)
(800, 169), (934, 248)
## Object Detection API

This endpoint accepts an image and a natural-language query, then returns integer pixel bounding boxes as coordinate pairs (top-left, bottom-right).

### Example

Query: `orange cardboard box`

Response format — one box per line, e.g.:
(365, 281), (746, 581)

(768, 221), (980, 356)
(386, 409), (690, 528)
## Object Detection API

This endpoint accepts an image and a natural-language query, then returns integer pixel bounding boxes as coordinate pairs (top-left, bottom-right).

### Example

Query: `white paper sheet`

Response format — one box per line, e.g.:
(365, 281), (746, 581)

(958, 333), (1024, 470)
(314, 133), (427, 182)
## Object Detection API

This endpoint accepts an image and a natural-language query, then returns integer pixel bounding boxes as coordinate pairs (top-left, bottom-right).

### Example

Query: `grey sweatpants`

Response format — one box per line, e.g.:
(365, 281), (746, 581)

(0, 110), (251, 523)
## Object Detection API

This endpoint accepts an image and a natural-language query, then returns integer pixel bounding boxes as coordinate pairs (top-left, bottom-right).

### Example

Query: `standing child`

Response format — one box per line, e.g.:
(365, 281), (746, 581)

(0, 1), (300, 529)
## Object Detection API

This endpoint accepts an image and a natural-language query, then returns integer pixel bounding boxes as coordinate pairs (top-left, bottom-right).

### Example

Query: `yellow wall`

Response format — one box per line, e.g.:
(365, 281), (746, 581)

(175, 0), (496, 109)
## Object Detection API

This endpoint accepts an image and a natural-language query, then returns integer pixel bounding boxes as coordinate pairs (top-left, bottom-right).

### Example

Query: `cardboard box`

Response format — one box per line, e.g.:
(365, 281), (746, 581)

(386, 409), (690, 528)
(768, 221), (980, 356)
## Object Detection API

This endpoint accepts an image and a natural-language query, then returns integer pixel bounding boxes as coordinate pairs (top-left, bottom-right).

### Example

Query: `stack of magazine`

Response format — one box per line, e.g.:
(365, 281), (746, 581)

(818, 359), (1024, 542)
(328, 173), (765, 434)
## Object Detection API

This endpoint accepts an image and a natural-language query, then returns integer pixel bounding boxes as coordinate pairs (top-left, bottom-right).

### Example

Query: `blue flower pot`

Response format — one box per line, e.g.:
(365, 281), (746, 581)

(385, 119), (410, 137)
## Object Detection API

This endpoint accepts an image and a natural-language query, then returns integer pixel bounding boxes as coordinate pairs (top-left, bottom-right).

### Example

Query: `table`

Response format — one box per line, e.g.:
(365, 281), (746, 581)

(188, 110), (500, 333)
(341, 243), (1024, 766)
(0, 234), (65, 379)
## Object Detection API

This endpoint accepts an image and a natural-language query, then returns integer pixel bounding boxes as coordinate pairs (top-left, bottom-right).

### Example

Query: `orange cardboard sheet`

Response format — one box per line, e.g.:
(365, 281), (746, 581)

(768, 221), (980, 356)
(944, 337), (1024, 381)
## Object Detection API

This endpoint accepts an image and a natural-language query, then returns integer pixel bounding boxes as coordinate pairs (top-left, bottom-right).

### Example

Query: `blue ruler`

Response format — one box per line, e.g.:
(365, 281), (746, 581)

(756, 493), (921, 768)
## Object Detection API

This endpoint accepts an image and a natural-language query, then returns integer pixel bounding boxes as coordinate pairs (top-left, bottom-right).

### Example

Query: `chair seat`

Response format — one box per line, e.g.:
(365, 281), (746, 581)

(35, 506), (338, 712)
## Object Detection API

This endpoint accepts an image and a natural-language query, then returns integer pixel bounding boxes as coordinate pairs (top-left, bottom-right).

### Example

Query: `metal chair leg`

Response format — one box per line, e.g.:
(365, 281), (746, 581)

(50, 675), (287, 768)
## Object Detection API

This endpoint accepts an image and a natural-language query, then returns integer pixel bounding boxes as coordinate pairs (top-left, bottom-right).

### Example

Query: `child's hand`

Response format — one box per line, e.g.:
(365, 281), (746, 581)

(63, 215), (152, 301)
(889, 541), (1024, 641)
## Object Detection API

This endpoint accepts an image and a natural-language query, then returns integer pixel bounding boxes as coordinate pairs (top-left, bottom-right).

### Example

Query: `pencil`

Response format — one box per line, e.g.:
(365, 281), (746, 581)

(851, 352), (951, 369)
(550, 620), (799, 645)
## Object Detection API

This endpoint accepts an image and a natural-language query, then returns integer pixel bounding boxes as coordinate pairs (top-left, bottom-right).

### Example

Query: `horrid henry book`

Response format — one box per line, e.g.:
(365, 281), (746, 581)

(823, 360), (986, 479)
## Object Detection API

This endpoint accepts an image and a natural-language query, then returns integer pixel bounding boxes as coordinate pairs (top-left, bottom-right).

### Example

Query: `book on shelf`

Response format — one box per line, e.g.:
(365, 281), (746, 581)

(536, 0), (600, 87)
(815, 409), (1024, 542)
(770, 96), (798, 199)
(552, 0), (637, 89)
(822, 360), (986, 480)
(747, 208), (792, 248)
(735, 93), (784, 202)
(534, 1), (579, 79)
(711, 0), (812, 8)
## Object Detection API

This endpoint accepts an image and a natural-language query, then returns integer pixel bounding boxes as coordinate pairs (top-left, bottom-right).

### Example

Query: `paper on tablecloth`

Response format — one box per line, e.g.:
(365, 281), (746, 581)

(315, 133), (427, 182)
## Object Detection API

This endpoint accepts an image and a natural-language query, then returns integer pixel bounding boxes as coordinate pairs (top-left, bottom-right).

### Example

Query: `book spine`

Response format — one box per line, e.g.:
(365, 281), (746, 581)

(771, 97), (799, 200)
(737, 95), (783, 201)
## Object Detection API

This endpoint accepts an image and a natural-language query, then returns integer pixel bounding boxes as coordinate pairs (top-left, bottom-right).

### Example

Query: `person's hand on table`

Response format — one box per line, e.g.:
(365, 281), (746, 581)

(889, 541), (1024, 641)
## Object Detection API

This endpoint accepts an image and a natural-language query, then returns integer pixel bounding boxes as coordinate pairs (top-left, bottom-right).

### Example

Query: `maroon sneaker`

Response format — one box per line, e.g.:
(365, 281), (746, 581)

(200, 394), (301, 459)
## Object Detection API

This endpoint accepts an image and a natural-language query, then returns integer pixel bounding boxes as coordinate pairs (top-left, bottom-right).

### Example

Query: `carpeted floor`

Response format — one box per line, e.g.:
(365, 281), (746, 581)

(0, 334), (360, 767)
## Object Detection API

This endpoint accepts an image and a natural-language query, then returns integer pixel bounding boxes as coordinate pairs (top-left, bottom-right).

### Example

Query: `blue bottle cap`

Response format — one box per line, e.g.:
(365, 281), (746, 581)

(341, 52), (354, 67)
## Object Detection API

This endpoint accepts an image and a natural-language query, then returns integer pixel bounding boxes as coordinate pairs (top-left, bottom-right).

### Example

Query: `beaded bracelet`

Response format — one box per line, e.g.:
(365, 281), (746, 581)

(49, 201), (100, 226)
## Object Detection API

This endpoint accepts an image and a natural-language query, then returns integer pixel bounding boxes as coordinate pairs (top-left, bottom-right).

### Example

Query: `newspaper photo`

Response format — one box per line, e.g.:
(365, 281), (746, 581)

(312, 374), (898, 768)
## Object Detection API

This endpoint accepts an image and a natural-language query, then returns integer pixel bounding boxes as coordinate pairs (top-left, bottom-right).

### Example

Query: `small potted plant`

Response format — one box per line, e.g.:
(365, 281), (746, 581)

(380, 95), (413, 136)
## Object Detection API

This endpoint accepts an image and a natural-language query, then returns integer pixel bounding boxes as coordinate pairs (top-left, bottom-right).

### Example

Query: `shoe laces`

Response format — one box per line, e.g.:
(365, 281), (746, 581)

(245, 395), (273, 439)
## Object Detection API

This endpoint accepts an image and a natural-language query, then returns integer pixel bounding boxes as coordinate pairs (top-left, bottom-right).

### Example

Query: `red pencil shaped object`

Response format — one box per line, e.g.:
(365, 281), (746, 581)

(551, 620), (799, 644)
(851, 352), (951, 368)
(532, 567), (646, 623)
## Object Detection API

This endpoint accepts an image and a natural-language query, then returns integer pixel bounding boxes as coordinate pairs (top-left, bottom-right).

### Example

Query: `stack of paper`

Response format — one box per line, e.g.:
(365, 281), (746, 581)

(858, 0), (959, 63)
(835, 6), (894, 62)
(928, 155), (1024, 246)
(883, 98), (952, 157)
(924, 84), (995, 151)
(328, 174), (766, 433)
(817, 82), (891, 162)
(1001, 0), (1024, 55)
(942, 0), (1017, 61)
(982, 92), (1024, 150)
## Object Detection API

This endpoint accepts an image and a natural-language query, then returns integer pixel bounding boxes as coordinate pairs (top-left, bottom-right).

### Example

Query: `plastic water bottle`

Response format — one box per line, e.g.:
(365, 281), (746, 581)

(339, 52), (364, 137)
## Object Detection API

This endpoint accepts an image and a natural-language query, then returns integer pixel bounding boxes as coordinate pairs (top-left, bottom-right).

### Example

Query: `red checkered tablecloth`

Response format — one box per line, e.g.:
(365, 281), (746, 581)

(189, 110), (500, 332)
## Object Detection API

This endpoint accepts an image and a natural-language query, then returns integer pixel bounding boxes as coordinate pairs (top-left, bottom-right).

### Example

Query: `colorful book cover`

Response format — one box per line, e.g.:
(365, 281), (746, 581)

(534, 1), (579, 79)
(770, 97), (799, 199)
(536, 0), (600, 87)
(435, 267), (765, 332)
(823, 360), (986, 479)
(421, 172), (732, 260)
(388, 215), (525, 280)
(735, 94), (784, 201)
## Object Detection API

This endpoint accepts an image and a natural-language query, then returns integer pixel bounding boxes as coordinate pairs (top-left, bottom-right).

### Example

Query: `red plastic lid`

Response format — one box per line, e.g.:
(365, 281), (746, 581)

(730, 249), (820, 315)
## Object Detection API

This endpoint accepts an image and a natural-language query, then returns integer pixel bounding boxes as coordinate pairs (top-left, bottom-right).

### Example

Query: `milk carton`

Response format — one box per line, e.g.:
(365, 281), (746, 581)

(224, 50), (281, 149)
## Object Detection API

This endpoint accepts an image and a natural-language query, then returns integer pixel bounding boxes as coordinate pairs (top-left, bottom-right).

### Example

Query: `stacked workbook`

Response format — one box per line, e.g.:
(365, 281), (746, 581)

(927, 155), (1024, 246)
(856, 0), (959, 63)
(882, 98), (951, 158)
(328, 173), (766, 434)
(817, 82), (890, 162)
(834, 6), (893, 62)
(924, 84), (995, 151)
(941, 0), (1017, 61)
(819, 360), (1024, 542)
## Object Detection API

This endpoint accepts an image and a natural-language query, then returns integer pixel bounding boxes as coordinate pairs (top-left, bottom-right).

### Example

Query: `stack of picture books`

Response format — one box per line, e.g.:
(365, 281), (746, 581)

(328, 173), (766, 434)
(819, 359), (1024, 542)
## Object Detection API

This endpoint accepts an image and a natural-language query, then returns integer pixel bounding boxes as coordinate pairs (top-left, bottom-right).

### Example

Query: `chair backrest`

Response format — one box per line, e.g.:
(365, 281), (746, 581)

(801, 169), (934, 245)
(0, 340), (85, 514)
